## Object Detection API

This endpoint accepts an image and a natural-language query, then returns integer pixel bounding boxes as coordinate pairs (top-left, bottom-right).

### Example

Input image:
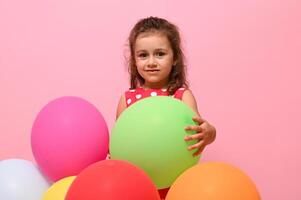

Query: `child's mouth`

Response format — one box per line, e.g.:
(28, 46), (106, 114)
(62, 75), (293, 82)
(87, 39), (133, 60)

(146, 69), (160, 72)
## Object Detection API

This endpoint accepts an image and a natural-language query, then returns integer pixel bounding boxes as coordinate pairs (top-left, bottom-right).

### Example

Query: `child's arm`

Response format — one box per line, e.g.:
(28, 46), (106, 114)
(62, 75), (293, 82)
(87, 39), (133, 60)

(182, 90), (216, 156)
(116, 95), (127, 119)
(181, 90), (201, 117)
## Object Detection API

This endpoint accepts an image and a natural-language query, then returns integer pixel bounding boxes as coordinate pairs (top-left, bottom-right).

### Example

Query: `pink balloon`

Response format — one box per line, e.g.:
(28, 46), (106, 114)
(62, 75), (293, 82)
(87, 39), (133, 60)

(31, 96), (109, 182)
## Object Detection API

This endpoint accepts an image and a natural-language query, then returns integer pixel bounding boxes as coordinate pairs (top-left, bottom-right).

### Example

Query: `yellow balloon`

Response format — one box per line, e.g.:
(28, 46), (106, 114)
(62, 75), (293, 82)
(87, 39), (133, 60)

(42, 176), (76, 200)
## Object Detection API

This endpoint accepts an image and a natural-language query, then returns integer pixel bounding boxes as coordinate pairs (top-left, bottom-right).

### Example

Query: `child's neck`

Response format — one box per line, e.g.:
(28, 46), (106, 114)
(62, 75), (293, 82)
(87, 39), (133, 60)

(142, 85), (168, 90)
(142, 82), (168, 90)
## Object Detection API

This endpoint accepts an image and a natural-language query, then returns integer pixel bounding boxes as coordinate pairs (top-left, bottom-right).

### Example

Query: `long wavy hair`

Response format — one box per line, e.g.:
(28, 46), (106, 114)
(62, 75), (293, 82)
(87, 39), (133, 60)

(126, 16), (188, 95)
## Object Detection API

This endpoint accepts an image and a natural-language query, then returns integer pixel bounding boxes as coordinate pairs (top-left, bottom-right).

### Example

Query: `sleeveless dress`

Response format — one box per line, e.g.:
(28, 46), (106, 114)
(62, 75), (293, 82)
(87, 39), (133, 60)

(125, 87), (186, 107)
(124, 87), (187, 199)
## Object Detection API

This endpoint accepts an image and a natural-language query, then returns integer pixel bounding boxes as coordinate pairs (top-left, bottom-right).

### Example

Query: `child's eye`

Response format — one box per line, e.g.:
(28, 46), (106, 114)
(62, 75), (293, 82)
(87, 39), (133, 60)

(156, 52), (166, 57)
(138, 53), (148, 58)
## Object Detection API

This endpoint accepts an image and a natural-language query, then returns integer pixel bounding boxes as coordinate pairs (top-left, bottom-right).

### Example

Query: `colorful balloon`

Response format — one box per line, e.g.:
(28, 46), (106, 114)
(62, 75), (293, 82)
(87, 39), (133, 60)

(42, 176), (75, 200)
(166, 162), (261, 200)
(31, 96), (109, 181)
(65, 160), (160, 200)
(0, 159), (50, 200)
(110, 96), (200, 189)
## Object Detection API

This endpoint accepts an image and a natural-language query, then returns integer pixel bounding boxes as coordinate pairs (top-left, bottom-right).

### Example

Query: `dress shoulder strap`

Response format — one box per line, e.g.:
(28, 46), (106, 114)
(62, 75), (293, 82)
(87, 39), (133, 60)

(173, 87), (187, 100)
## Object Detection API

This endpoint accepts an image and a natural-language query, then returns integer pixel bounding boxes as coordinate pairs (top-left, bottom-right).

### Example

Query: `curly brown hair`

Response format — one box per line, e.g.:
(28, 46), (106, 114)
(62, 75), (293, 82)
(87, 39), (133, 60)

(126, 16), (188, 95)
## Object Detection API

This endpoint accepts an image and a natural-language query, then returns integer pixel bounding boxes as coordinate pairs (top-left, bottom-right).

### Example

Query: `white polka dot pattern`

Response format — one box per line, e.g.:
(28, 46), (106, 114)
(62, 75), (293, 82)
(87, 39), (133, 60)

(150, 91), (157, 96)
(125, 87), (186, 107)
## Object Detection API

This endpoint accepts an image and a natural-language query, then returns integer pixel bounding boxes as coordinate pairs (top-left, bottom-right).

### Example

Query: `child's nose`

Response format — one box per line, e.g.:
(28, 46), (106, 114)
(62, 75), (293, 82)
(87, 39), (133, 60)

(147, 56), (157, 67)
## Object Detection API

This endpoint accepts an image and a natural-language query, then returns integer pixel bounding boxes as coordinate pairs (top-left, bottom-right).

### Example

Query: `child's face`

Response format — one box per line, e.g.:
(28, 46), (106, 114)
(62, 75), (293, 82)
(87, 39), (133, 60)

(134, 33), (176, 89)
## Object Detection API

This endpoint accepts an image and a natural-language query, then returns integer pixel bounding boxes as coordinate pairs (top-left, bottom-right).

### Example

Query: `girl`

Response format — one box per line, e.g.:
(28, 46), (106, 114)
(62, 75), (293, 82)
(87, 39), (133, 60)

(116, 16), (216, 199)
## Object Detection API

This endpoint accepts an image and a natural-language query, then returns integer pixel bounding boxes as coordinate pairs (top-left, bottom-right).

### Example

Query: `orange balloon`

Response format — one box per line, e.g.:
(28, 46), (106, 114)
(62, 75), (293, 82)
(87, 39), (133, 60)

(166, 162), (261, 200)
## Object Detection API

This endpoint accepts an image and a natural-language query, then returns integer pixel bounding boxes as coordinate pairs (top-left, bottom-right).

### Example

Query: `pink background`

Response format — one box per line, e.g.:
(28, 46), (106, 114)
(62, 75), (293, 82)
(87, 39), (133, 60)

(1, 0), (300, 199)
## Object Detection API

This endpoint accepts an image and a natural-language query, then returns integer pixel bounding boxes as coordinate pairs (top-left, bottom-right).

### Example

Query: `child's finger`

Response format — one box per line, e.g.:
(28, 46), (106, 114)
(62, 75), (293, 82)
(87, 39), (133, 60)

(192, 116), (206, 125)
(184, 133), (204, 141)
(187, 140), (204, 150)
(185, 125), (202, 132)
(193, 144), (206, 157)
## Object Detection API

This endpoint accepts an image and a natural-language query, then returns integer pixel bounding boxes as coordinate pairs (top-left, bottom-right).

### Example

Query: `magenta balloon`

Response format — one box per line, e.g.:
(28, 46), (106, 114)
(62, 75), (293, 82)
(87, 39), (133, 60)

(31, 96), (109, 182)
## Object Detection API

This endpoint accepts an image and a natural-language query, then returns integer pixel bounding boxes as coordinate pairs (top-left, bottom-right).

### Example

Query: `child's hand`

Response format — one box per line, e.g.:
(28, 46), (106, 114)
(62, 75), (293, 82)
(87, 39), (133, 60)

(184, 116), (216, 157)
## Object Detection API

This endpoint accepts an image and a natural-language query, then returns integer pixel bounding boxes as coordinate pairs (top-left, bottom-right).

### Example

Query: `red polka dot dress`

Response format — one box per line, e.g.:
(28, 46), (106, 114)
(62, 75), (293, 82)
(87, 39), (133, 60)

(124, 87), (187, 199)
(125, 87), (186, 107)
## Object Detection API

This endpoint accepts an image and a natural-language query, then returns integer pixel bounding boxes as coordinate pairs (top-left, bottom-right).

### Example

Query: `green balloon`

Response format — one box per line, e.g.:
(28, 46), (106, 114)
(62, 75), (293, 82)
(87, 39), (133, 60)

(110, 96), (200, 189)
